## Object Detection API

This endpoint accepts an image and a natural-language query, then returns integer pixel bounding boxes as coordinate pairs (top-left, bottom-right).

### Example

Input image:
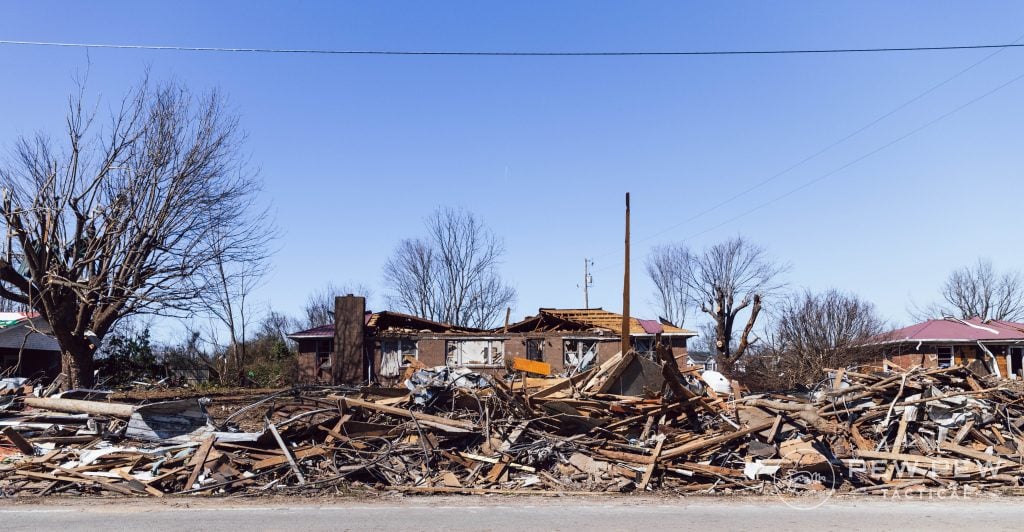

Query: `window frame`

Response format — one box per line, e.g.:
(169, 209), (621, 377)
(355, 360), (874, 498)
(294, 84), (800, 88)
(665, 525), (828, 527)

(563, 338), (599, 370)
(314, 338), (333, 368)
(526, 338), (545, 362)
(447, 338), (505, 367)
(633, 336), (656, 357)
(381, 338), (418, 361)
(936, 345), (954, 369)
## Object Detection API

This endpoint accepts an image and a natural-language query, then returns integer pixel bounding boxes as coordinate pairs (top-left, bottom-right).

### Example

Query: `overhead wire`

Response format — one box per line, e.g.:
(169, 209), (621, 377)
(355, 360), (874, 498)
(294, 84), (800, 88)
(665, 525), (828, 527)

(1, 39), (1024, 56)
(593, 65), (1024, 274)
(617, 33), (1024, 254)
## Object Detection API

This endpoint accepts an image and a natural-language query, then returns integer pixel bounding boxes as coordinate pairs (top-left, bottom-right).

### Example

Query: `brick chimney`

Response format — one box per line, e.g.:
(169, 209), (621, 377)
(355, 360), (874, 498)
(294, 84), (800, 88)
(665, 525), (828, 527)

(333, 294), (366, 384)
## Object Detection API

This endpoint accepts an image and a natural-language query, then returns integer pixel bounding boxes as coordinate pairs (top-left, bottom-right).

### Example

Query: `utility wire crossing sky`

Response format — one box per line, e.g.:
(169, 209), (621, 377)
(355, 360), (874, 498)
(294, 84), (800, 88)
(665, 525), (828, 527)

(2, 39), (1024, 57)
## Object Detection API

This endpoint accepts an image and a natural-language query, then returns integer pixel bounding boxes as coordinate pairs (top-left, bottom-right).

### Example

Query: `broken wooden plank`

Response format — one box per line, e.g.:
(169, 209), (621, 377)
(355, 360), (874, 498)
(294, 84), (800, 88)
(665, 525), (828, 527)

(511, 357), (553, 376)
(1, 426), (35, 455)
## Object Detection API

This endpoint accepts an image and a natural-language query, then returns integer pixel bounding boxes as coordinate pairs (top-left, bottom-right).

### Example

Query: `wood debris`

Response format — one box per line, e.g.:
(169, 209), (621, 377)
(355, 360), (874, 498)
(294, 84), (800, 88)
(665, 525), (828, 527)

(2, 357), (1024, 497)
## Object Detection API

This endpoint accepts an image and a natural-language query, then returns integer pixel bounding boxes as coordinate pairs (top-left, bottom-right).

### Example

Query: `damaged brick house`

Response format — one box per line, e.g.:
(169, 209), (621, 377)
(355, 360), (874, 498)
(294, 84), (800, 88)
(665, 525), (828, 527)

(0, 312), (61, 379)
(288, 296), (697, 385)
(287, 306), (482, 384)
(500, 308), (695, 374)
(870, 316), (1024, 379)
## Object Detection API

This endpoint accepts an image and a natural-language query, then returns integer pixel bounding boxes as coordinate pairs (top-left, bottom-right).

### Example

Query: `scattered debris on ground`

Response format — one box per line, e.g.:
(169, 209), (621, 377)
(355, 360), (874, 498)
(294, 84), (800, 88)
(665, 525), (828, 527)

(2, 351), (1023, 497)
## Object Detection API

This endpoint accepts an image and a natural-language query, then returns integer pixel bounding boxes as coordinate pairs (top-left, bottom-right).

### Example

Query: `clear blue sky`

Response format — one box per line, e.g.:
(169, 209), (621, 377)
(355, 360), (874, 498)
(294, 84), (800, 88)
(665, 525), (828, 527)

(2, 2), (1023, 337)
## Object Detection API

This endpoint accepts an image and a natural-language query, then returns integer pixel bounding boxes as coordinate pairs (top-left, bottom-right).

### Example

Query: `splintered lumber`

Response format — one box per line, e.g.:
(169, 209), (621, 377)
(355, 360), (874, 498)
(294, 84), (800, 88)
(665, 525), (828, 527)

(23, 397), (135, 418)
(337, 396), (478, 432)
(459, 452), (536, 473)
(3, 361), (1024, 497)
(185, 436), (216, 490)
(530, 368), (595, 400)
(2, 426), (35, 455)
(660, 421), (775, 460)
(268, 422), (306, 485)
(252, 447), (329, 471)
(638, 435), (666, 490)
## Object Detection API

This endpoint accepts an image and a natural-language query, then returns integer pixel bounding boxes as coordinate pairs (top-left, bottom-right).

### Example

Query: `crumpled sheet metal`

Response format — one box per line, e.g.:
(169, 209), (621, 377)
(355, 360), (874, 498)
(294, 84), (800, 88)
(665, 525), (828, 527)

(405, 366), (491, 405)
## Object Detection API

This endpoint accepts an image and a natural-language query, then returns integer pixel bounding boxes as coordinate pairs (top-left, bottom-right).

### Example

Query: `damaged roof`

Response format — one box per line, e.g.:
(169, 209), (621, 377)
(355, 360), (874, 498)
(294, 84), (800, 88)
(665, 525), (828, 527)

(507, 308), (696, 336)
(875, 316), (1024, 344)
(0, 312), (59, 352)
(287, 310), (482, 340)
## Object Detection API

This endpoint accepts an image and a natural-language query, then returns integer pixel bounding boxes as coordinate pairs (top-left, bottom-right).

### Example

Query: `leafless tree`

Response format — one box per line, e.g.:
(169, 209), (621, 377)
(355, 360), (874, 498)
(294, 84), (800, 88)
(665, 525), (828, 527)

(687, 322), (723, 356)
(646, 243), (691, 327)
(303, 281), (375, 328)
(194, 227), (275, 385)
(748, 289), (886, 390)
(383, 207), (516, 329)
(681, 236), (786, 376)
(0, 77), (270, 388)
(917, 259), (1024, 321)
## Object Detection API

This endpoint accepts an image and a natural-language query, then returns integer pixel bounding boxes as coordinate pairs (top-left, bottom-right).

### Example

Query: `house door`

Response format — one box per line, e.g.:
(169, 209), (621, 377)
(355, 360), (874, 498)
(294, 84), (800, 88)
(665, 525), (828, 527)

(1009, 347), (1024, 379)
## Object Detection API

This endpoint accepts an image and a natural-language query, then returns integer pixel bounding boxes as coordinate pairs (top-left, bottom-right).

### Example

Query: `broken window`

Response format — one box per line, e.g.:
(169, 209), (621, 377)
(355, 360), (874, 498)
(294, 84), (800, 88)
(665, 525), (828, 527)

(315, 339), (333, 370)
(526, 339), (545, 362)
(564, 339), (598, 372)
(447, 339), (504, 367)
(633, 336), (655, 358)
(1009, 346), (1024, 379)
(380, 338), (417, 378)
(936, 346), (954, 369)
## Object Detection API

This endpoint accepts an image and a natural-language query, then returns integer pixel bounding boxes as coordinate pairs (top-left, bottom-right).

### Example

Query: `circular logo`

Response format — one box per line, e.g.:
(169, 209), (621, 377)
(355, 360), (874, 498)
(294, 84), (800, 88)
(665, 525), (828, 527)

(770, 445), (838, 510)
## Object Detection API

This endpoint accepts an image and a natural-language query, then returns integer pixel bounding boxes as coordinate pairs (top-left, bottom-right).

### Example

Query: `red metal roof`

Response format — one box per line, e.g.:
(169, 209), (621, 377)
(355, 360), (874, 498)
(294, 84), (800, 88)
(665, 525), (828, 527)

(881, 317), (1024, 343)
(636, 319), (664, 335)
(287, 324), (335, 339)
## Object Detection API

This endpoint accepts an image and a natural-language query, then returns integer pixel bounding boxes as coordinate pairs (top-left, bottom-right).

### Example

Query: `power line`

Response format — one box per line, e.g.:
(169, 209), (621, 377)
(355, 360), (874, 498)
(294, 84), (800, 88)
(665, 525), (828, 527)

(593, 66), (1024, 274)
(595, 31), (1024, 259)
(2, 39), (1024, 57)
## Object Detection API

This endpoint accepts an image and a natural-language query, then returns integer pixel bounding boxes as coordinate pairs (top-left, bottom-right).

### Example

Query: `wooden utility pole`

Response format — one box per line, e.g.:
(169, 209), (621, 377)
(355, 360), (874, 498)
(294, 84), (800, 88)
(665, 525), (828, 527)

(583, 258), (593, 309)
(621, 193), (631, 357)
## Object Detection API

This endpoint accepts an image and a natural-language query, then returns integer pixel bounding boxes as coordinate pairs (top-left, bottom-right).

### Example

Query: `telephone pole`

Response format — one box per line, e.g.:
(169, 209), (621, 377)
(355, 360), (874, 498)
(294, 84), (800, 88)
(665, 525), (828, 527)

(583, 258), (593, 308)
(621, 193), (631, 357)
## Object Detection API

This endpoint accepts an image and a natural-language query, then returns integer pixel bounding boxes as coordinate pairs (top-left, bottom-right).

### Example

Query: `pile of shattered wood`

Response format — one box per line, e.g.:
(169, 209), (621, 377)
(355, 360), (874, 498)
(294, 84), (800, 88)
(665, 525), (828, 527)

(2, 351), (1024, 497)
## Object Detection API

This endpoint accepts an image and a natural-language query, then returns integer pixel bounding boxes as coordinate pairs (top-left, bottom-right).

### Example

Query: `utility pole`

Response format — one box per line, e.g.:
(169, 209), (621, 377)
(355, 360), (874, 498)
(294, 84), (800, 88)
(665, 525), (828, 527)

(621, 193), (631, 357)
(583, 258), (593, 308)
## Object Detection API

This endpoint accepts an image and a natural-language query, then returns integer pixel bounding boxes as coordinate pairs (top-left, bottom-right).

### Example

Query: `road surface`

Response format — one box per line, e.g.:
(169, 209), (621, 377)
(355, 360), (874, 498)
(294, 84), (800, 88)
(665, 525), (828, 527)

(2, 496), (1022, 531)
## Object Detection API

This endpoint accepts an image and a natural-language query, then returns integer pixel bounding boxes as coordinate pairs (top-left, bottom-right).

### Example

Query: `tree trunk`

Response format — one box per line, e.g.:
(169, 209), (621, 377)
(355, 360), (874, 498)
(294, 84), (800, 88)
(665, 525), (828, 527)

(61, 346), (95, 389)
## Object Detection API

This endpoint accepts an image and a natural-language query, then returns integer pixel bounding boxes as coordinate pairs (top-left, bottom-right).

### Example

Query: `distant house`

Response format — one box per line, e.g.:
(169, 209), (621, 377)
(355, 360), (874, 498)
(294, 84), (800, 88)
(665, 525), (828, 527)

(685, 351), (718, 372)
(0, 312), (61, 379)
(288, 297), (697, 385)
(870, 316), (1024, 379)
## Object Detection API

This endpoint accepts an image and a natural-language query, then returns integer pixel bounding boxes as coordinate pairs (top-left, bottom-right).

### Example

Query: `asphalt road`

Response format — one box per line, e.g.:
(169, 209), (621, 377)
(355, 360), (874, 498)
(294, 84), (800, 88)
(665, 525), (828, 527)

(2, 496), (1023, 531)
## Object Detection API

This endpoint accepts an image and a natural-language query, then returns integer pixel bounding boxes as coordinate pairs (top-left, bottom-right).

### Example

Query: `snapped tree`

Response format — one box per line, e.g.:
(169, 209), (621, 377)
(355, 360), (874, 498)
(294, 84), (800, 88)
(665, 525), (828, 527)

(0, 78), (269, 388)
(647, 236), (785, 376)
(383, 207), (516, 329)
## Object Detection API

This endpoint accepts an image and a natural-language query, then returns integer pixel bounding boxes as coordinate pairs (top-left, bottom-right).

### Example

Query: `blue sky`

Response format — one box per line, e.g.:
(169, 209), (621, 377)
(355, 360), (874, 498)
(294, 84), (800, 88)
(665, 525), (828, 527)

(2, 2), (1023, 337)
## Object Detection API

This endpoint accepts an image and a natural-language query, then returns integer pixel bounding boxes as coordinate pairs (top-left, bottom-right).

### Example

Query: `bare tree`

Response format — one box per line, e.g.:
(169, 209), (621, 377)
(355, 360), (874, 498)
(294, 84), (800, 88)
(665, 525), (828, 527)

(646, 243), (691, 327)
(194, 227), (274, 385)
(748, 289), (886, 390)
(303, 281), (375, 328)
(919, 259), (1024, 321)
(383, 207), (516, 329)
(682, 237), (786, 376)
(0, 77), (269, 388)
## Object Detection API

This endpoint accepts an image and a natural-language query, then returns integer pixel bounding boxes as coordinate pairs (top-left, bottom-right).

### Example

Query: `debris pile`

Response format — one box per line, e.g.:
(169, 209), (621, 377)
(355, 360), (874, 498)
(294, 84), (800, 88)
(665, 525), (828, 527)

(1, 353), (1023, 497)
